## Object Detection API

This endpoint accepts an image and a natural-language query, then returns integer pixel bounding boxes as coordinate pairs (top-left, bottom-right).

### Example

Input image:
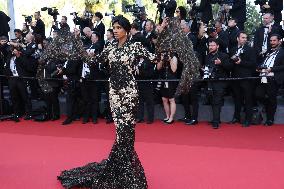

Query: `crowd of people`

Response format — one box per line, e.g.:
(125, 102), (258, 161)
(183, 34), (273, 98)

(0, 0), (284, 129)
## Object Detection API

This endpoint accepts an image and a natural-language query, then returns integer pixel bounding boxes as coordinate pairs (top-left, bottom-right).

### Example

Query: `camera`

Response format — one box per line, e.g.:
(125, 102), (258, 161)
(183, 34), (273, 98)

(125, 4), (145, 14)
(70, 12), (78, 16)
(22, 15), (33, 24)
(84, 11), (93, 18)
(105, 10), (115, 17)
(231, 55), (240, 62)
(41, 7), (59, 17)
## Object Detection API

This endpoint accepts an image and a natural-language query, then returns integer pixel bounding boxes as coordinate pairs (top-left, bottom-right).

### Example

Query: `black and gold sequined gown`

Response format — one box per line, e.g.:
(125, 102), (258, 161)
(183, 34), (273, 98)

(57, 40), (155, 189)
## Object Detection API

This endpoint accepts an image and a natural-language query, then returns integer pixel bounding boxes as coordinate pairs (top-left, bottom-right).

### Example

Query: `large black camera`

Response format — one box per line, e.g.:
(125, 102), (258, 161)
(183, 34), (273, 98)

(125, 4), (145, 14)
(41, 7), (59, 20)
(22, 15), (33, 24)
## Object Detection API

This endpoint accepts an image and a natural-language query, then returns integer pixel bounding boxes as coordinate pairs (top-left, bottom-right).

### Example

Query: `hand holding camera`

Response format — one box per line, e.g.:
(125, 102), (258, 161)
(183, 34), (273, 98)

(214, 58), (222, 65)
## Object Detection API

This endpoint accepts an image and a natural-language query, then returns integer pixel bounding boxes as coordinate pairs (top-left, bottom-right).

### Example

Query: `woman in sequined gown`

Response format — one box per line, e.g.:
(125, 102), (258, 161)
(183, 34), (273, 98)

(57, 15), (155, 189)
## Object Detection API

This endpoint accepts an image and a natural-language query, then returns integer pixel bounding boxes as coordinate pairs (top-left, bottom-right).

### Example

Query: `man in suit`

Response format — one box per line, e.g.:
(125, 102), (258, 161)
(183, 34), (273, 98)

(203, 38), (233, 129)
(227, 0), (246, 30)
(130, 22), (148, 47)
(254, 13), (284, 63)
(105, 29), (116, 48)
(31, 11), (45, 39)
(4, 47), (32, 121)
(93, 12), (105, 46)
(229, 31), (256, 127)
(255, 34), (284, 126)
(227, 18), (240, 54)
(143, 20), (158, 53)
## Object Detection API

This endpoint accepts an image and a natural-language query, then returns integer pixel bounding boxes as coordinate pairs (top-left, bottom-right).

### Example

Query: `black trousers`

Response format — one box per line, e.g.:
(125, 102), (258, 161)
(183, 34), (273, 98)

(182, 83), (201, 120)
(66, 80), (81, 119)
(81, 81), (99, 120)
(137, 83), (155, 122)
(8, 78), (32, 116)
(99, 81), (112, 119)
(43, 87), (60, 118)
(209, 81), (227, 123)
(255, 79), (279, 121)
(231, 80), (254, 122)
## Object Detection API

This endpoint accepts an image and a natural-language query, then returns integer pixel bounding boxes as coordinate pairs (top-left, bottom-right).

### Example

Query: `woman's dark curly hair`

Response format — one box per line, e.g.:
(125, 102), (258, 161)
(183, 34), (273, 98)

(112, 15), (131, 33)
(177, 6), (187, 21)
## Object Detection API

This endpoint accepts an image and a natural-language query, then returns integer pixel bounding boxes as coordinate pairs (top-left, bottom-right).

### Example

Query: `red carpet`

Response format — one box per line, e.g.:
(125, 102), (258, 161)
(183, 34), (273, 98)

(0, 119), (284, 189)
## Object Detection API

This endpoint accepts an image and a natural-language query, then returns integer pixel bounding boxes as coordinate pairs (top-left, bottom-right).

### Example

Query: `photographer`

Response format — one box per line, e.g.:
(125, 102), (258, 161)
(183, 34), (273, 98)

(40, 58), (63, 121)
(130, 22), (147, 47)
(82, 27), (93, 48)
(81, 32), (103, 124)
(226, 18), (240, 53)
(143, 20), (158, 53)
(135, 57), (156, 124)
(203, 38), (232, 129)
(253, 13), (284, 62)
(72, 11), (93, 33)
(0, 11), (11, 39)
(31, 11), (45, 39)
(229, 31), (256, 127)
(155, 0), (177, 24)
(255, 34), (284, 126)
(226, 0), (246, 30)
(105, 29), (116, 47)
(52, 16), (70, 32)
(157, 51), (178, 125)
(0, 36), (10, 100)
(4, 46), (32, 121)
(93, 12), (105, 44)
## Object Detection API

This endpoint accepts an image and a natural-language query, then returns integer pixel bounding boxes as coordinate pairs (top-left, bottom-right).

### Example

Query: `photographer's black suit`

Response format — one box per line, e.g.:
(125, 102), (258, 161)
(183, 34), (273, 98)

(205, 51), (232, 126)
(43, 60), (63, 119)
(268, 0), (283, 25)
(227, 26), (240, 53)
(31, 19), (45, 39)
(5, 55), (32, 116)
(230, 44), (256, 124)
(253, 24), (284, 61)
(255, 48), (284, 123)
(229, 0), (246, 30)
(62, 60), (82, 122)
(81, 42), (104, 123)
(22, 42), (39, 99)
(93, 22), (105, 42)
(136, 58), (156, 123)
(143, 31), (158, 53)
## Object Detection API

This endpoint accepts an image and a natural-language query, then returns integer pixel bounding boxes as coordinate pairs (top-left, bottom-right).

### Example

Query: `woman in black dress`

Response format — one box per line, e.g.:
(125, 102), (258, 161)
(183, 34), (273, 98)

(57, 15), (156, 189)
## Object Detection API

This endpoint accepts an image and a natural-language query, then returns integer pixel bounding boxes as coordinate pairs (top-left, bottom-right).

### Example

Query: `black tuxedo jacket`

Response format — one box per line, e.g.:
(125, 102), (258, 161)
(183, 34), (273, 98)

(230, 44), (256, 78)
(5, 55), (30, 77)
(31, 19), (45, 39)
(194, 0), (213, 24)
(270, 48), (284, 84)
(253, 24), (284, 55)
(93, 22), (105, 40)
